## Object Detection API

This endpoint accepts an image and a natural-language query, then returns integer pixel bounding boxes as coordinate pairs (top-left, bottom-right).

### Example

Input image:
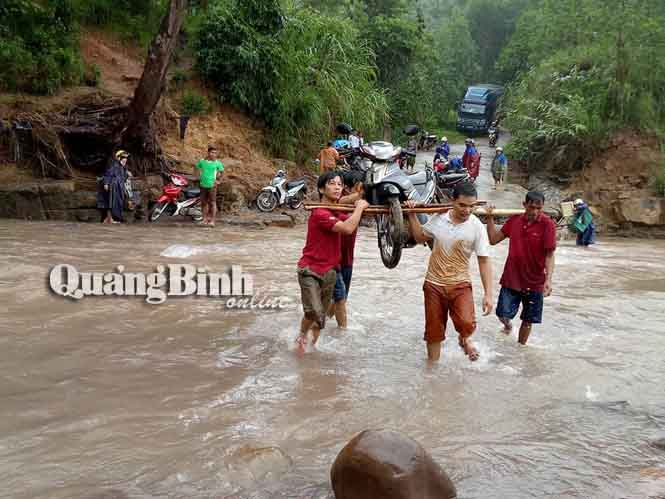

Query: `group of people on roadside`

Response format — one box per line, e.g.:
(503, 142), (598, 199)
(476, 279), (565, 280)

(295, 167), (558, 362)
(96, 146), (224, 226)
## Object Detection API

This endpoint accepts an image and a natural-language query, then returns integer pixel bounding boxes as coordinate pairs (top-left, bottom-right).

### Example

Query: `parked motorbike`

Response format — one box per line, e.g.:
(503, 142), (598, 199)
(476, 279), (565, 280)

(434, 169), (472, 202)
(418, 130), (438, 151)
(338, 148), (369, 173)
(149, 169), (202, 222)
(255, 170), (307, 212)
(360, 141), (437, 268)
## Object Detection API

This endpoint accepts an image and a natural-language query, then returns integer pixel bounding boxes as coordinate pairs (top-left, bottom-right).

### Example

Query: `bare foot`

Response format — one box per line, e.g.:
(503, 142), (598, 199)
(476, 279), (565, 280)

(294, 335), (307, 354)
(460, 339), (480, 362)
(499, 318), (512, 335)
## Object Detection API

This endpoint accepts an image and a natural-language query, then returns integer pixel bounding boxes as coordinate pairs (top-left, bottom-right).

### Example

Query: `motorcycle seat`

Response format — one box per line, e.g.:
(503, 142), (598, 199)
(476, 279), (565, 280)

(407, 171), (428, 186)
(184, 188), (200, 198)
(437, 173), (468, 182)
(286, 179), (306, 189)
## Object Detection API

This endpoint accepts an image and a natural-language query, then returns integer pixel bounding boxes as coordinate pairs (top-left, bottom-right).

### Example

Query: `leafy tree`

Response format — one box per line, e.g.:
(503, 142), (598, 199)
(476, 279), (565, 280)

(195, 0), (388, 159)
(499, 0), (665, 176)
(0, 0), (83, 94)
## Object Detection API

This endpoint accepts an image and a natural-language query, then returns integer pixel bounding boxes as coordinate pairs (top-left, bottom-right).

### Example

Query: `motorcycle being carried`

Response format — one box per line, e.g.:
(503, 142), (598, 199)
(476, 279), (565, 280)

(255, 170), (307, 212)
(360, 141), (437, 268)
(149, 169), (203, 222)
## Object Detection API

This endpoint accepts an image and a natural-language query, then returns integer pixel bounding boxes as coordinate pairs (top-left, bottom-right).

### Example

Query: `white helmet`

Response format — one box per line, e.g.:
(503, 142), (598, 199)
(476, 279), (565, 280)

(442, 136), (448, 142)
(496, 147), (503, 152)
(574, 198), (584, 206)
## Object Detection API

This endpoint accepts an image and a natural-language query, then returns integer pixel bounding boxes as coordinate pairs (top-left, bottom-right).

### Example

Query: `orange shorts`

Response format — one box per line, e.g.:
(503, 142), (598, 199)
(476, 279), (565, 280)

(423, 281), (476, 343)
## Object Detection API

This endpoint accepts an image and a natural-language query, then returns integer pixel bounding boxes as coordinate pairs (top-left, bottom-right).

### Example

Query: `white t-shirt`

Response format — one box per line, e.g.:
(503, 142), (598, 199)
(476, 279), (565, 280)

(349, 134), (360, 148)
(422, 212), (490, 286)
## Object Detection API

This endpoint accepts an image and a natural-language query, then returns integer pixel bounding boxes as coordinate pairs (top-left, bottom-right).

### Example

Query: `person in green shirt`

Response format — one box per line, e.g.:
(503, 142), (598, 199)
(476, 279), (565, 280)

(196, 146), (224, 227)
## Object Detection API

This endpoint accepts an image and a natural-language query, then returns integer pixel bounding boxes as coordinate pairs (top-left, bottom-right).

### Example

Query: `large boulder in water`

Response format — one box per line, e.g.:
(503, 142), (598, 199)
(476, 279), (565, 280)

(331, 429), (456, 499)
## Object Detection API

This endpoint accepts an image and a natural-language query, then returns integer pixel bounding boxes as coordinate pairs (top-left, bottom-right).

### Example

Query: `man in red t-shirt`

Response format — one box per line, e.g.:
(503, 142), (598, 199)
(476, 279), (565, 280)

(296, 171), (368, 351)
(327, 171), (364, 328)
(486, 191), (556, 345)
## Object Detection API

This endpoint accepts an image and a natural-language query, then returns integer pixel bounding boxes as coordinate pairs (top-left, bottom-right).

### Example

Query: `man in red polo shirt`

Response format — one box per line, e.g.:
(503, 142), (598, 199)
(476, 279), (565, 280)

(296, 171), (369, 351)
(486, 191), (556, 345)
(328, 171), (364, 329)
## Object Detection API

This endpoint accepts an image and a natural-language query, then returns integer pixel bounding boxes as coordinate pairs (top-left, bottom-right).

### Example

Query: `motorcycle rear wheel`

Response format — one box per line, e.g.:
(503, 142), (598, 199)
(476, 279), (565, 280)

(190, 206), (203, 222)
(256, 191), (278, 212)
(376, 197), (404, 269)
(149, 202), (168, 222)
(288, 190), (305, 210)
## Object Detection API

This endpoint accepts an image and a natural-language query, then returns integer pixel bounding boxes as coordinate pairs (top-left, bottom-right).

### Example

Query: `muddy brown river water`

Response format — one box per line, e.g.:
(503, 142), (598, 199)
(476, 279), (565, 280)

(1, 140), (665, 499)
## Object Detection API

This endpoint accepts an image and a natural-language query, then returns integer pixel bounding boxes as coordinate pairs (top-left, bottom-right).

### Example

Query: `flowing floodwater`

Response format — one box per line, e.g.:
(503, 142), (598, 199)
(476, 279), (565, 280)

(1, 140), (665, 499)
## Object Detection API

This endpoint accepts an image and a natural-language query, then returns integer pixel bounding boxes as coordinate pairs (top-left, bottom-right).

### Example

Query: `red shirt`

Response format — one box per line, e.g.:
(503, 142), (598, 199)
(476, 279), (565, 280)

(500, 214), (556, 292)
(298, 208), (346, 276)
(340, 229), (358, 267)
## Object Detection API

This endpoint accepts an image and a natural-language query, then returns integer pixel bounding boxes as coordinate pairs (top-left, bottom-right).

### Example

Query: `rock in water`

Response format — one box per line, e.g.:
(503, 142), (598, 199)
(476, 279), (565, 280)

(331, 429), (456, 499)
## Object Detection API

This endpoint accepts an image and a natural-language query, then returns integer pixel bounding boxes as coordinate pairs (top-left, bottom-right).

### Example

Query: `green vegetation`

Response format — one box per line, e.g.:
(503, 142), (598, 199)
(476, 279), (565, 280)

(499, 0), (665, 184)
(0, 0), (83, 94)
(70, 0), (167, 46)
(195, 0), (388, 160)
(180, 90), (208, 116)
(4, 0), (665, 186)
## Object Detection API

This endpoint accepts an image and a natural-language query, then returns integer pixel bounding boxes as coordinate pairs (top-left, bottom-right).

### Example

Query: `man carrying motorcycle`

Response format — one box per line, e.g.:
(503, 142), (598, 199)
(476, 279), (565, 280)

(196, 146), (224, 227)
(406, 182), (493, 363)
(327, 171), (365, 329)
(296, 172), (369, 352)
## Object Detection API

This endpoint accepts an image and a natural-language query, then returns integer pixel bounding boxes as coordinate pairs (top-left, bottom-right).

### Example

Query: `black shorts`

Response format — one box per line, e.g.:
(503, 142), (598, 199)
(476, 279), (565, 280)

(496, 287), (544, 324)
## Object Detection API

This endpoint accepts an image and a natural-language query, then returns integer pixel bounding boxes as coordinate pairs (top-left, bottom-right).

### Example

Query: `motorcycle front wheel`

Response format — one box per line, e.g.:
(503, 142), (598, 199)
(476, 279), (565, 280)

(149, 202), (168, 222)
(256, 191), (278, 212)
(376, 197), (404, 269)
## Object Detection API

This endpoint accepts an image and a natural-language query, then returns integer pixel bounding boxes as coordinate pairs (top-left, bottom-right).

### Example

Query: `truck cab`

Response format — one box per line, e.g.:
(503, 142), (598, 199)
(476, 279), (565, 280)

(456, 84), (504, 135)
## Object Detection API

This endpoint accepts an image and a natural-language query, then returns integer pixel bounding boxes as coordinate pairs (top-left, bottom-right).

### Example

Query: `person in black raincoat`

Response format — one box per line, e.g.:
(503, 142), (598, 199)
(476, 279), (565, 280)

(97, 150), (129, 224)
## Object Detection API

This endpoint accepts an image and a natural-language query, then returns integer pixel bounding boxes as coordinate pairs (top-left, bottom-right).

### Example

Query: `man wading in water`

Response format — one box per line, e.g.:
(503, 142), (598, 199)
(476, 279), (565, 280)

(296, 172), (368, 352)
(486, 192), (556, 345)
(407, 182), (493, 362)
(327, 171), (365, 328)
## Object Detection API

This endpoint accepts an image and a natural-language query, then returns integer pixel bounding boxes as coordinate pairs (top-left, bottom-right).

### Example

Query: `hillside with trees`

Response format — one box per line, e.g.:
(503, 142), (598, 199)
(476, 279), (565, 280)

(2, 0), (665, 207)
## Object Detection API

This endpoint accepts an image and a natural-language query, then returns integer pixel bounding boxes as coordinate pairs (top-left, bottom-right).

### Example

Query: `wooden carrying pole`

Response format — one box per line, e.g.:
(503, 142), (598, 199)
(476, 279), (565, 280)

(303, 203), (557, 218)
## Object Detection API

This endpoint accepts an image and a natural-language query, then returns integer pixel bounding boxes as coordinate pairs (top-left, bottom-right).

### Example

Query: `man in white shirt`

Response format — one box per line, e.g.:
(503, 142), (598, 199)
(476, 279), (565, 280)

(407, 182), (493, 362)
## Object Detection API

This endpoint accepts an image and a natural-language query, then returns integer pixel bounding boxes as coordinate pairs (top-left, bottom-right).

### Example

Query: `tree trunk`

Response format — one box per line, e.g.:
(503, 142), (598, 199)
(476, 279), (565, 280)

(120, 0), (188, 173)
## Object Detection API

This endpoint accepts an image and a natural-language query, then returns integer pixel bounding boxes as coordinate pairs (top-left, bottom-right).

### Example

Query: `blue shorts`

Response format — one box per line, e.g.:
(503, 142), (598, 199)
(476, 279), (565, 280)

(496, 287), (544, 324)
(333, 266), (353, 303)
